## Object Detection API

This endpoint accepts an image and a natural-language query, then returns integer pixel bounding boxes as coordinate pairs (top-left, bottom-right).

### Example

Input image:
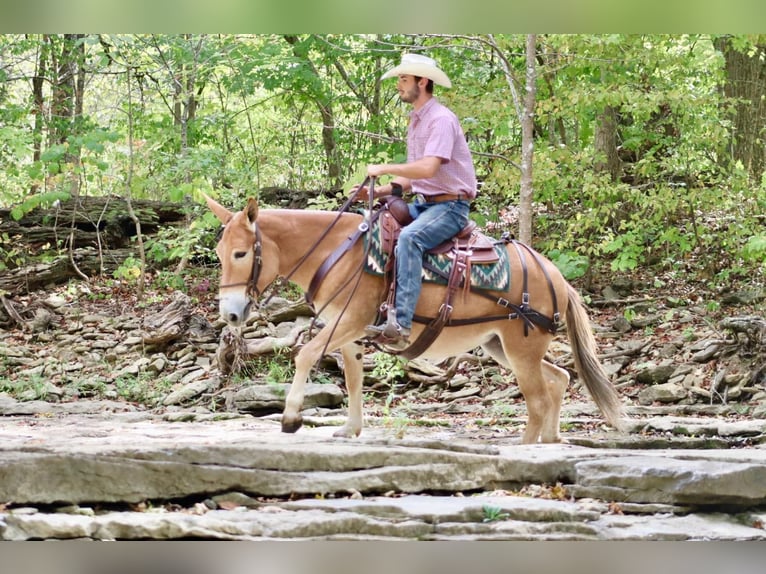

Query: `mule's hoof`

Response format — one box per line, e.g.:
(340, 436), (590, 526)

(281, 415), (303, 433)
(333, 425), (361, 438)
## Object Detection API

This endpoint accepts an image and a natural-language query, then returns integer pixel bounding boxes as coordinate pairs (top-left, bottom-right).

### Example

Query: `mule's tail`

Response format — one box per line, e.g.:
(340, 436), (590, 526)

(566, 284), (625, 430)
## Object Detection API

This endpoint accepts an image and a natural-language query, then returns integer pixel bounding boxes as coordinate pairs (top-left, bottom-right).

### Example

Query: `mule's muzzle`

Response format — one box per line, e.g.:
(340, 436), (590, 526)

(219, 293), (253, 327)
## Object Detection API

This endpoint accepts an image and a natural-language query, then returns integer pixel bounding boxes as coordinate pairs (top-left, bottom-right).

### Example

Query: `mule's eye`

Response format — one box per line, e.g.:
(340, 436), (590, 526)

(234, 251), (248, 260)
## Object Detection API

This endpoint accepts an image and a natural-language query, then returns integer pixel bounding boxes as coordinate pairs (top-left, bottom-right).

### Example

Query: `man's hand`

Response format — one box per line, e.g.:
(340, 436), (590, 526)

(350, 182), (375, 202)
(367, 164), (388, 178)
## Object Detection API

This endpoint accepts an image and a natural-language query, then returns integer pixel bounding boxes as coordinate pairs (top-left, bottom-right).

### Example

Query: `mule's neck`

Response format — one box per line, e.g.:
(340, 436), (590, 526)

(257, 209), (364, 291)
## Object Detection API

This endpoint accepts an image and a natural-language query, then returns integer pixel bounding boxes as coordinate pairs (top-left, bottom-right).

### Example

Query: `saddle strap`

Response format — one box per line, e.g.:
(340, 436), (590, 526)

(306, 210), (381, 306)
(413, 239), (560, 336)
(396, 249), (468, 360)
(510, 240), (560, 334)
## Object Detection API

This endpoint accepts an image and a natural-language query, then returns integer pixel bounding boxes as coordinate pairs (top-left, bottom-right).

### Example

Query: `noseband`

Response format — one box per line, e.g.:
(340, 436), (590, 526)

(219, 224), (264, 298)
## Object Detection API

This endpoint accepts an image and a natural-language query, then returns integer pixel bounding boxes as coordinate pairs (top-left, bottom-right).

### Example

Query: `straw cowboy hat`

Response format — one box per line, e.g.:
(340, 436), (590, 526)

(381, 53), (452, 88)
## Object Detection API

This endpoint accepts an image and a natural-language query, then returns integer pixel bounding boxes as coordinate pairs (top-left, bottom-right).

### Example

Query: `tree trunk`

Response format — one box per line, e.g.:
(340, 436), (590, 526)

(284, 35), (343, 189)
(30, 35), (48, 195)
(49, 34), (84, 147)
(715, 36), (766, 181)
(518, 34), (537, 245)
(594, 104), (622, 181)
(536, 42), (567, 147)
(318, 101), (341, 188)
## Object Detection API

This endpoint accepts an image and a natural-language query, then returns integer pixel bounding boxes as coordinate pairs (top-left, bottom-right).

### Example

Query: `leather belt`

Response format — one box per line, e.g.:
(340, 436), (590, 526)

(419, 192), (468, 203)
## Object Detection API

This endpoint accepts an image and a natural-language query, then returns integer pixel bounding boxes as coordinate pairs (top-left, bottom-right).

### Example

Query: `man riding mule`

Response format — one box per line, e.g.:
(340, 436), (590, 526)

(203, 52), (625, 444)
(204, 191), (625, 444)
(353, 53), (476, 349)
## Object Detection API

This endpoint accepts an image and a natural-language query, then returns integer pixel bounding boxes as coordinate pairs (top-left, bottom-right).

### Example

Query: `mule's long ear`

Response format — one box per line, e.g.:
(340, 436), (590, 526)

(245, 197), (259, 226)
(203, 192), (233, 224)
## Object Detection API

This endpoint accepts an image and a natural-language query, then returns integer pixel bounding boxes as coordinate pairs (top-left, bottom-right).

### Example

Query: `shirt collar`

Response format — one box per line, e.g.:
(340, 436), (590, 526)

(410, 96), (438, 122)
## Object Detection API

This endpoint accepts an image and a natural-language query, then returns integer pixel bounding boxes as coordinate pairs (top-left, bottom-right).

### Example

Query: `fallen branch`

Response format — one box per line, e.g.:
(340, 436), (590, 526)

(589, 296), (656, 308)
(0, 295), (26, 329)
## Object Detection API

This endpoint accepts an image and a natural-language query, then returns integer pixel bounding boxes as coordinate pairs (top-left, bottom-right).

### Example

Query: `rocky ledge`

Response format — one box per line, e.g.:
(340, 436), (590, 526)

(1, 398), (766, 541)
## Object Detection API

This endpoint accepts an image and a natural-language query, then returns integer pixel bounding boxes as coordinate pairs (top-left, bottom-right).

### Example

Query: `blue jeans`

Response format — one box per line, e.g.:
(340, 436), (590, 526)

(394, 199), (471, 329)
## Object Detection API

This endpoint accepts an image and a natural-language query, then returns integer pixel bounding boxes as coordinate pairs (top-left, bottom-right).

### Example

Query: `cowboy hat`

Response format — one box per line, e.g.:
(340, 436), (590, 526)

(381, 53), (452, 88)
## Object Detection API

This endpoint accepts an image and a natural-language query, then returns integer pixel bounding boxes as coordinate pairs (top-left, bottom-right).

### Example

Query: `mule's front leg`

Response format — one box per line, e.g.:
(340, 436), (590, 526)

(281, 317), (368, 434)
(333, 342), (365, 438)
(281, 345), (316, 433)
(281, 328), (362, 434)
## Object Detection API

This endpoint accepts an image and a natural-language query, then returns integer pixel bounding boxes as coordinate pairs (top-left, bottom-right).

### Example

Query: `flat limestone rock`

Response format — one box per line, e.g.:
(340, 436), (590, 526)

(1, 413), (766, 540)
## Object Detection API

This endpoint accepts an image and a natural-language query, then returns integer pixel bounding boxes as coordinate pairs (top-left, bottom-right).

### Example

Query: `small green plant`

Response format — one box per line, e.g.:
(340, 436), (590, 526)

(600, 228), (645, 272)
(371, 352), (406, 383)
(742, 234), (766, 266)
(113, 256), (143, 282)
(482, 504), (510, 523)
(623, 308), (637, 323)
(383, 413), (411, 439)
(705, 300), (721, 313)
(548, 249), (590, 280)
(0, 373), (49, 400)
(265, 349), (294, 385)
(682, 326), (697, 342)
(489, 403), (518, 418)
(113, 374), (173, 405)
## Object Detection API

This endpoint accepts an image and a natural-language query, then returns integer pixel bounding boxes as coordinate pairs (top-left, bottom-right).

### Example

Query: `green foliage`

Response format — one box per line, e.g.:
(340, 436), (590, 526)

(601, 230), (644, 272)
(9, 191), (70, 220)
(112, 256), (143, 282)
(264, 349), (295, 385)
(0, 34), (763, 286)
(144, 211), (218, 268)
(548, 249), (589, 280)
(114, 374), (174, 405)
(240, 348), (295, 385)
(0, 372), (48, 401)
(0, 232), (24, 270)
(482, 505), (510, 523)
(371, 352), (406, 383)
(742, 234), (766, 266)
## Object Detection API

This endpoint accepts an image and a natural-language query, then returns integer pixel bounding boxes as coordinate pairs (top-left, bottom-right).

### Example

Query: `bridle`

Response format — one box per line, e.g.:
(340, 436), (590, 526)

(218, 223), (264, 298)
(215, 176), (374, 308)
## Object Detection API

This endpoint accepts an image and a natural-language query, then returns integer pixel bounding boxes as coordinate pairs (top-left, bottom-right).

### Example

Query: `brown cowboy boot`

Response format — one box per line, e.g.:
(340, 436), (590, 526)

(364, 309), (411, 348)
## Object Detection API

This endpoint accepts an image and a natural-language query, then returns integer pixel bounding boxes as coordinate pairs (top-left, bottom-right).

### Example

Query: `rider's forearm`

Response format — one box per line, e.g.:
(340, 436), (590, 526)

(372, 177), (411, 198)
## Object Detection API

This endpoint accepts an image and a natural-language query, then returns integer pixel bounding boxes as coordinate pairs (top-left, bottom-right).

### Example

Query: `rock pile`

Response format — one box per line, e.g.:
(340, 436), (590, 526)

(0, 284), (764, 421)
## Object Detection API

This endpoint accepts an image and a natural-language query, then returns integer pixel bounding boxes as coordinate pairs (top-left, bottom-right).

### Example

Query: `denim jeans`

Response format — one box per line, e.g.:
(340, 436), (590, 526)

(394, 199), (471, 329)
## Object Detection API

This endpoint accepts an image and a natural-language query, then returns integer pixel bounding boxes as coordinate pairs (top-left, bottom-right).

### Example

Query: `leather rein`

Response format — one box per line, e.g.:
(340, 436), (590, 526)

(217, 178), (375, 306)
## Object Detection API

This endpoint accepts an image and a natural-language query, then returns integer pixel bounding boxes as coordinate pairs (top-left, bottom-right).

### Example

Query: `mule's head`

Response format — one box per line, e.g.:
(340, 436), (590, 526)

(205, 194), (269, 327)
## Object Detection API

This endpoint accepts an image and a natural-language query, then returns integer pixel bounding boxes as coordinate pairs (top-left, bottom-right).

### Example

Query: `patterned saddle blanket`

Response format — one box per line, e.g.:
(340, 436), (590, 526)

(362, 212), (511, 292)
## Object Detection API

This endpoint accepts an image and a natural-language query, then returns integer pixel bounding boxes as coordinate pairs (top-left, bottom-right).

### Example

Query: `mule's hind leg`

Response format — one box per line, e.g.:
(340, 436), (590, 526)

(482, 335), (565, 444)
(333, 342), (365, 438)
(540, 360), (570, 443)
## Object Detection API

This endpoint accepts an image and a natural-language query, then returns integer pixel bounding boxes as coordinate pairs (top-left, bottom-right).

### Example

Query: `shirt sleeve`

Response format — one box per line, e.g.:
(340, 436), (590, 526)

(421, 114), (458, 163)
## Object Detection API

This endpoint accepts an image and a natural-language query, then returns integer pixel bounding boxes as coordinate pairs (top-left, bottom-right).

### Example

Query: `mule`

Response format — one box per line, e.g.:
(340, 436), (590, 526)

(204, 194), (624, 443)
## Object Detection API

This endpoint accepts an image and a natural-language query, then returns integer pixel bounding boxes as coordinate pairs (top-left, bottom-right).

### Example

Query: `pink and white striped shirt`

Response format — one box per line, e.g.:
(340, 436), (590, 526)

(407, 97), (477, 199)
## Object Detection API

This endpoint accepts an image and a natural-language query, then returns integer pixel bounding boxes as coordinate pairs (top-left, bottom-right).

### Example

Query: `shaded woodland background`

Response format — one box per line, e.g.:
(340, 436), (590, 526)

(0, 34), (764, 294)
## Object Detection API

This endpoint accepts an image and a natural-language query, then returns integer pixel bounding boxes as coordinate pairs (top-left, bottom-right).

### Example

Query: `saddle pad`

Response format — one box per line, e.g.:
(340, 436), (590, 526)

(362, 220), (511, 291)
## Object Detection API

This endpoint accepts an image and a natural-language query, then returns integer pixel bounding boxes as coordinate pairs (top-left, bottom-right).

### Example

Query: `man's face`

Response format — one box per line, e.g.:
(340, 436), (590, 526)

(397, 75), (420, 104)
